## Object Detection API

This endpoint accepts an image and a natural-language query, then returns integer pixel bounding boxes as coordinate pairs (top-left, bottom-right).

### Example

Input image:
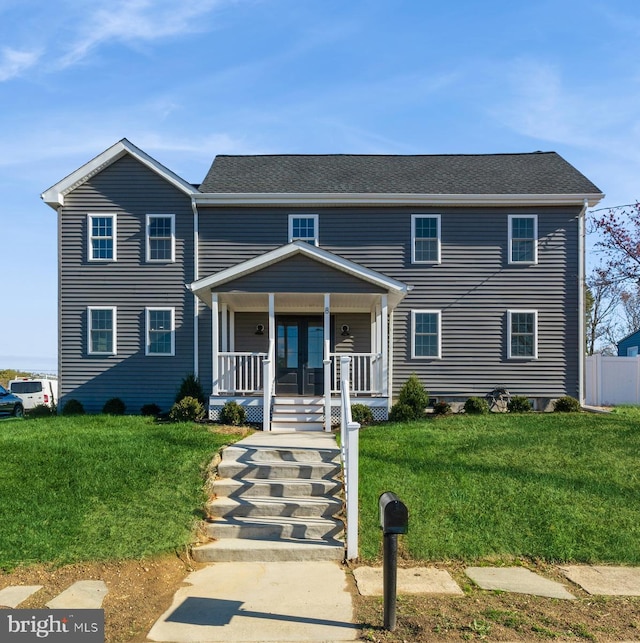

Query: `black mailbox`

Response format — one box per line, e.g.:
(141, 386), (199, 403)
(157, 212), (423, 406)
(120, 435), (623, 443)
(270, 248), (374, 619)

(379, 491), (408, 535)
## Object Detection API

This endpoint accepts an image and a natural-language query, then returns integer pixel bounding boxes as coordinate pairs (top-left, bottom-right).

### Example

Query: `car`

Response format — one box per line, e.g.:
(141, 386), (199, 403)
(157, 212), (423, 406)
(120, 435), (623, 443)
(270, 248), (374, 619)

(0, 384), (25, 418)
(8, 378), (58, 410)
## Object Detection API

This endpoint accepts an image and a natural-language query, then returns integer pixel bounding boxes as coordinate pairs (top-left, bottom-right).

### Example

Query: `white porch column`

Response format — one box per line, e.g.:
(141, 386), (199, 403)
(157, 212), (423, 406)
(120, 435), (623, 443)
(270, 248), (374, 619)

(229, 309), (235, 352)
(268, 293), (275, 365)
(324, 293), (331, 432)
(211, 293), (219, 396)
(221, 303), (228, 352)
(381, 294), (389, 399)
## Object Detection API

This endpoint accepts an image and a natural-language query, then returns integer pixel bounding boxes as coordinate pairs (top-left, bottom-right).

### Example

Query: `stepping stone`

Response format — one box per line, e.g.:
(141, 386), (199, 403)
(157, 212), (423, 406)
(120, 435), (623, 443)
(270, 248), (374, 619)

(46, 580), (108, 609)
(466, 567), (575, 599)
(560, 566), (640, 596)
(0, 585), (43, 607)
(353, 567), (463, 596)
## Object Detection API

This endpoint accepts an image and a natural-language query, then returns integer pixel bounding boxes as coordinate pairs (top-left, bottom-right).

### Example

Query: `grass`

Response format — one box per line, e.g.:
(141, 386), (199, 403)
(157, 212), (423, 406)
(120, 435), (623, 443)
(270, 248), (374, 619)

(359, 410), (640, 563)
(0, 415), (242, 569)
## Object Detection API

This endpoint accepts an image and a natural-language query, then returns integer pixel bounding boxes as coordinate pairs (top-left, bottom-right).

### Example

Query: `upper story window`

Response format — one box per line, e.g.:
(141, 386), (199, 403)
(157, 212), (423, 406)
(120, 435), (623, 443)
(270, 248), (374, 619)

(411, 215), (441, 264)
(411, 310), (442, 359)
(507, 310), (538, 359)
(508, 215), (537, 264)
(289, 214), (319, 245)
(88, 306), (117, 355)
(88, 214), (117, 261)
(146, 214), (175, 262)
(146, 307), (175, 356)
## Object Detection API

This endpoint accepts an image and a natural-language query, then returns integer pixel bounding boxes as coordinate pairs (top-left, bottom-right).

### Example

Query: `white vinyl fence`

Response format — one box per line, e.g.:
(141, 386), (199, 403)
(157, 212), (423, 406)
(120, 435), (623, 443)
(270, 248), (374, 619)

(585, 354), (640, 406)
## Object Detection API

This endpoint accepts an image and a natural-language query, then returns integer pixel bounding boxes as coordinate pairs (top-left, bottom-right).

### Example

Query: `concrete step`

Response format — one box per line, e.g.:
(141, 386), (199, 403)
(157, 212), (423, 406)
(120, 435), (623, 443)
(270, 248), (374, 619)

(217, 459), (340, 480)
(212, 478), (343, 498)
(203, 515), (343, 541)
(206, 496), (343, 519)
(191, 538), (344, 562)
(221, 445), (339, 464)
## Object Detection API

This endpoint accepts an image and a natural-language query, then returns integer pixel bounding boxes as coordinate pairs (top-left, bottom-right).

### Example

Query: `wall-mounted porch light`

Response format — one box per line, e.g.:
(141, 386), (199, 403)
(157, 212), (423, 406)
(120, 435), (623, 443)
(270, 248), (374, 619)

(341, 324), (350, 336)
(255, 324), (265, 335)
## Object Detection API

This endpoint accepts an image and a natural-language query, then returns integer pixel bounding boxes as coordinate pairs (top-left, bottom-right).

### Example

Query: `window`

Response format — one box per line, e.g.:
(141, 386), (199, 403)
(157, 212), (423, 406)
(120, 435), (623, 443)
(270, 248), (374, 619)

(146, 214), (175, 262)
(411, 214), (441, 263)
(88, 307), (116, 355)
(627, 346), (639, 357)
(411, 310), (442, 358)
(146, 307), (175, 356)
(88, 214), (117, 261)
(289, 214), (318, 245)
(507, 310), (538, 359)
(508, 215), (537, 264)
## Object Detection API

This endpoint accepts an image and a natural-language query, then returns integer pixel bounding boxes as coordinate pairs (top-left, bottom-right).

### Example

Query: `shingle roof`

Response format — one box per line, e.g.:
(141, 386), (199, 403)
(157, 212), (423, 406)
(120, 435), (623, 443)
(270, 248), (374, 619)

(198, 152), (602, 195)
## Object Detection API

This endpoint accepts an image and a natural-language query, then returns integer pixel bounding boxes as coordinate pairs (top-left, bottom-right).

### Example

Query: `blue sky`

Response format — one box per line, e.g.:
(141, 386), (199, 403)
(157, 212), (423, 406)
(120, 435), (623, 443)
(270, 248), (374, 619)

(1, 0), (638, 372)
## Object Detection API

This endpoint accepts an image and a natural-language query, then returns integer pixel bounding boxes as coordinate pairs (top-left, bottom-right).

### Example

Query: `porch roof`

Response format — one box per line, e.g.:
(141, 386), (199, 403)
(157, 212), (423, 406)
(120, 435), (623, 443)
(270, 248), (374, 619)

(187, 241), (409, 309)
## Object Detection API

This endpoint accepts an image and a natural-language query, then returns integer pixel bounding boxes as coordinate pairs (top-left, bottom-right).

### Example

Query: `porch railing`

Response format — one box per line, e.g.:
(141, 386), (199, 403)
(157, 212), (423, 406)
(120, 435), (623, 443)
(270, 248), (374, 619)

(218, 352), (267, 394)
(331, 352), (383, 395)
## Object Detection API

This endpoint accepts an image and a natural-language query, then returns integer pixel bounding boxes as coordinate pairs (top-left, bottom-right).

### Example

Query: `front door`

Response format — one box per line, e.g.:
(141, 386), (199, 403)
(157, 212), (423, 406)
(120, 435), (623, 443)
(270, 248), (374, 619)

(276, 316), (324, 395)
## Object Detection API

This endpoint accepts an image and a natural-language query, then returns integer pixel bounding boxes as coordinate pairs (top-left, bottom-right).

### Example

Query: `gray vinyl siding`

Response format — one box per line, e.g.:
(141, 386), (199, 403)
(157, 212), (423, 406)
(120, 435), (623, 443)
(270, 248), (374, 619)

(198, 205), (580, 399)
(59, 155), (195, 413)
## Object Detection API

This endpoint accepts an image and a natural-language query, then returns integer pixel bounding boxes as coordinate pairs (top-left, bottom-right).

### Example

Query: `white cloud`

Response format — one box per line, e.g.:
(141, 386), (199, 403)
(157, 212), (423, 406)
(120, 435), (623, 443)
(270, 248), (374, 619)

(0, 47), (41, 81)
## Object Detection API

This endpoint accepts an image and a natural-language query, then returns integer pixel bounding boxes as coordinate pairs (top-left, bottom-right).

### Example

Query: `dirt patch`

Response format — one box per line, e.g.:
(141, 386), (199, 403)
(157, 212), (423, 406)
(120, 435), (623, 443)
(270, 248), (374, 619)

(0, 553), (198, 642)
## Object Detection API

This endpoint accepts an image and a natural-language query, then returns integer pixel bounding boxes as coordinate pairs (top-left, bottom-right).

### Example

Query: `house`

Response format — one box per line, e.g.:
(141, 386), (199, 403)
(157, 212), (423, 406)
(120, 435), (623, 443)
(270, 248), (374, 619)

(42, 140), (603, 426)
(617, 330), (640, 356)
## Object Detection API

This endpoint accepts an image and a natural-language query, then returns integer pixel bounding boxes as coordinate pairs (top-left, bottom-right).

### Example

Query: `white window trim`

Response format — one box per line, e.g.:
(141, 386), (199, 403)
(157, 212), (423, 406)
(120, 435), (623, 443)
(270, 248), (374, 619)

(411, 214), (441, 264)
(508, 214), (538, 265)
(411, 309), (442, 359)
(507, 309), (538, 359)
(145, 214), (176, 263)
(87, 213), (117, 262)
(288, 214), (319, 245)
(87, 306), (117, 356)
(145, 307), (176, 356)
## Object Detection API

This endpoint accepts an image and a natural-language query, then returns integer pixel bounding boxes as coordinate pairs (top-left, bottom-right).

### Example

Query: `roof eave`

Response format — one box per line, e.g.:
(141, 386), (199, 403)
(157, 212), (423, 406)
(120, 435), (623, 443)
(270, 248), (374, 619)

(194, 192), (605, 208)
(41, 139), (199, 208)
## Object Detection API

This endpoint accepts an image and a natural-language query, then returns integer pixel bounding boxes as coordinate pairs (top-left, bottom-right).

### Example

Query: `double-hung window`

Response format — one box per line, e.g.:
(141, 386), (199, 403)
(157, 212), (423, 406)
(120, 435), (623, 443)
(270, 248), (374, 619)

(146, 214), (175, 262)
(411, 215), (441, 263)
(146, 307), (175, 356)
(289, 214), (319, 245)
(508, 215), (537, 264)
(88, 307), (117, 355)
(507, 310), (538, 359)
(411, 310), (442, 359)
(88, 214), (117, 261)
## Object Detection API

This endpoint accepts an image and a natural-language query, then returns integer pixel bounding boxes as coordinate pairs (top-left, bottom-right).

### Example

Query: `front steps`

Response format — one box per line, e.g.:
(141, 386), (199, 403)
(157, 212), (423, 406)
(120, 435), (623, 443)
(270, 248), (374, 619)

(271, 396), (325, 431)
(192, 432), (345, 562)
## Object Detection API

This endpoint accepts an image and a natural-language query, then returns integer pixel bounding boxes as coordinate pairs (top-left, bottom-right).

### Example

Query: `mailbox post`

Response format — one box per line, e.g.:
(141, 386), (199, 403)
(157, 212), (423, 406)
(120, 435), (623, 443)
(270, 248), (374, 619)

(378, 491), (408, 631)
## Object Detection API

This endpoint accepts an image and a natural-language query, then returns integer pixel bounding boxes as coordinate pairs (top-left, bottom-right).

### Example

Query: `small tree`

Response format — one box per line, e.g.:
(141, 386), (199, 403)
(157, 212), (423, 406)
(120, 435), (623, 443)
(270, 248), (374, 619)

(390, 374), (429, 421)
(175, 374), (206, 405)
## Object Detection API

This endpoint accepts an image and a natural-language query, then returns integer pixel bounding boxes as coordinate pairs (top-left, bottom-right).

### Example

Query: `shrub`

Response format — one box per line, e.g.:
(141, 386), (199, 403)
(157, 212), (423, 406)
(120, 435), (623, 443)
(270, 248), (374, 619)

(554, 396), (581, 413)
(27, 403), (56, 418)
(395, 374), (430, 420)
(175, 374), (206, 405)
(464, 396), (489, 414)
(169, 396), (205, 422)
(351, 403), (374, 426)
(219, 401), (246, 426)
(102, 398), (126, 415)
(61, 399), (85, 416)
(432, 400), (452, 415)
(508, 396), (533, 413)
(140, 403), (161, 417)
(389, 402), (417, 423)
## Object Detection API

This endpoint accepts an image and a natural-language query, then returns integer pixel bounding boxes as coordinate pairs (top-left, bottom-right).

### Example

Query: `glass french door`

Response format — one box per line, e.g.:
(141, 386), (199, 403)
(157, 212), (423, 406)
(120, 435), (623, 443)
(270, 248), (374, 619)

(276, 316), (324, 395)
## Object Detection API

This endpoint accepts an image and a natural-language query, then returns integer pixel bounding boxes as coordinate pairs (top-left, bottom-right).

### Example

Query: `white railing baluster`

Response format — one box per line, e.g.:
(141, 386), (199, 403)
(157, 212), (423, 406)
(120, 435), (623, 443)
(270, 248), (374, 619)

(217, 352), (268, 394)
(330, 352), (383, 395)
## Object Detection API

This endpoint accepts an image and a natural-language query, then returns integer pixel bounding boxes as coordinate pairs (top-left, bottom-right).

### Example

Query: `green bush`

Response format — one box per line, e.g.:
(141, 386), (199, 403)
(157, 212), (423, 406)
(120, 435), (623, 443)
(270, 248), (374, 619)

(432, 400), (452, 415)
(102, 398), (126, 415)
(508, 396), (533, 413)
(389, 402), (417, 423)
(27, 404), (56, 418)
(61, 399), (85, 416)
(175, 373), (206, 405)
(219, 401), (246, 426)
(169, 396), (205, 422)
(140, 403), (161, 417)
(393, 374), (429, 420)
(554, 396), (581, 413)
(351, 403), (374, 426)
(464, 396), (489, 414)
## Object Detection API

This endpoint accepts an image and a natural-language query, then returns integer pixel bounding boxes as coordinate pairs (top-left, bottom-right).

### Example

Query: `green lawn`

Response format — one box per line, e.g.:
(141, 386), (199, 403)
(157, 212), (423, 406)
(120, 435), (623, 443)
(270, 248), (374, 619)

(0, 415), (242, 569)
(359, 409), (640, 563)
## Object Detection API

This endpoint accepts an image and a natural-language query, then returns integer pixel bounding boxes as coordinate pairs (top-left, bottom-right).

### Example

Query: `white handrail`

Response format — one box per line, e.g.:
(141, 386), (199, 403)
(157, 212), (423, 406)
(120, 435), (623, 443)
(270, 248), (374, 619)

(263, 340), (275, 432)
(218, 352), (267, 394)
(340, 355), (360, 561)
